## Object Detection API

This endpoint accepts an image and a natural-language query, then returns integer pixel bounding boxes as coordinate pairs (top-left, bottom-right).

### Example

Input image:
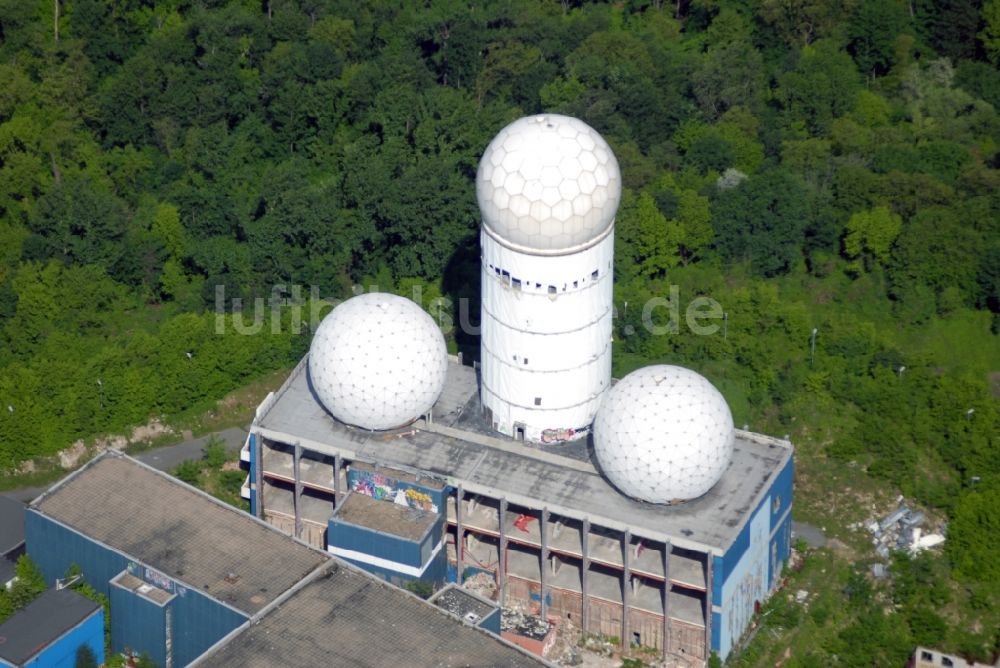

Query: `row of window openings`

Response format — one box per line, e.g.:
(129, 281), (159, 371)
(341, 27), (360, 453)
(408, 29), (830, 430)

(920, 652), (954, 667)
(489, 265), (599, 294)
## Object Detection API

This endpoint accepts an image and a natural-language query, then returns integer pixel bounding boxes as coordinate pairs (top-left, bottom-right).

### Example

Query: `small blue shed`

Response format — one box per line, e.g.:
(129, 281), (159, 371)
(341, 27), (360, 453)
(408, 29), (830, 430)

(0, 588), (104, 668)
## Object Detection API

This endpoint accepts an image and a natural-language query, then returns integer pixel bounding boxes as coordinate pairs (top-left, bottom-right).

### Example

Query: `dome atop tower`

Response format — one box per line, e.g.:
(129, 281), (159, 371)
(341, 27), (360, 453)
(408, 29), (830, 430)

(476, 114), (621, 255)
(308, 293), (448, 431)
(593, 365), (735, 503)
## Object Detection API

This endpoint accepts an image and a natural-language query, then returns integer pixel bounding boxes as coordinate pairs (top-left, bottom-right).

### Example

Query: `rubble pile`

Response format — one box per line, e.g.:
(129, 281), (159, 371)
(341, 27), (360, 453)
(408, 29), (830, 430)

(501, 606), (551, 640)
(545, 618), (584, 666)
(854, 497), (947, 578)
(462, 572), (497, 600)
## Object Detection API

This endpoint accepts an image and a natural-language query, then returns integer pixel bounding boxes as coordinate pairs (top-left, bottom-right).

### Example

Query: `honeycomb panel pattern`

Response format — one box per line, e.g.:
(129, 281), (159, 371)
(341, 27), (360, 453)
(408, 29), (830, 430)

(476, 114), (621, 253)
(308, 293), (448, 431)
(593, 365), (735, 503)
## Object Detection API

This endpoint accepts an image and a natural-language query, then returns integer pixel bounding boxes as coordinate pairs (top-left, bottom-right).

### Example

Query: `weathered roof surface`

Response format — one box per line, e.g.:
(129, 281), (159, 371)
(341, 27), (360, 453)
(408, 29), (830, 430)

(0, 588), (102, 665)
(334, 492), (436, 541)
(0, 495), (25, 555)
(257, 359), (792, 554)
(31, 453), (327, 615)
(199, 563), (545, 668)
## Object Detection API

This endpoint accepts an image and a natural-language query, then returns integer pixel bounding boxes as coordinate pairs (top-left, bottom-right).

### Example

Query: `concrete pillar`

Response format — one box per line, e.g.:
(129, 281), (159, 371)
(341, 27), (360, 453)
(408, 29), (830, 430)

(662, 541), (671, 660)
(293, 443), (303, 539)
(455, 486), (465, 584)
(499, 498), (508, 607)
(622, 529), (631, 650)
(333, 454), (342, 510)
(581, 518), (591, 633)
(253, 434), (264, 519)
(540, 508), (549, 620)
(705, 554), (713, 660)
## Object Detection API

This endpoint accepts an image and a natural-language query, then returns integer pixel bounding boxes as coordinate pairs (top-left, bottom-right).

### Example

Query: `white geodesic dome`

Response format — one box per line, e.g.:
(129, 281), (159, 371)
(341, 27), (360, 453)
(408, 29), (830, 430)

(476, 114), (621, 254)
(308, 292), (448, 431)
(593, 365), (735, 503)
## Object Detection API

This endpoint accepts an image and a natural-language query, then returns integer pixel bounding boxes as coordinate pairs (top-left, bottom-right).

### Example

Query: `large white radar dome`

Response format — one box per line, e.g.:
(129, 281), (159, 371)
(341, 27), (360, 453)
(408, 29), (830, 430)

(476, 114), (621, 254)
(308, 292), (448, 431)
(593, 365), (735, 503)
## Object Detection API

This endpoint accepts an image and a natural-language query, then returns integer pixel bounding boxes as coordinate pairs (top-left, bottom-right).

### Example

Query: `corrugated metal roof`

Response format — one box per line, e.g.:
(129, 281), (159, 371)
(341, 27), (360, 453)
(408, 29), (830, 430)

(31, 453), (327, 615)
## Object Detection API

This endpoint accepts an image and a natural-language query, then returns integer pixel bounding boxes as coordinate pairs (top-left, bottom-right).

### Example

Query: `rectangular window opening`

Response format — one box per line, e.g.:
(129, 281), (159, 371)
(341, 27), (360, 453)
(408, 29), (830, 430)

(534, 397), (541, 406)
(573, 280), (579, 289)
(547, 285), (556, 295)
(512, 278), (522, 290)
(592, 269), (599, 280)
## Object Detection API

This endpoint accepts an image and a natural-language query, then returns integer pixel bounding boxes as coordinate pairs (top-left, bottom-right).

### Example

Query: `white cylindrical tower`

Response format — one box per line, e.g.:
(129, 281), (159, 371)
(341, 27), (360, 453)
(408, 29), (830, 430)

(476, 114), (621, 443)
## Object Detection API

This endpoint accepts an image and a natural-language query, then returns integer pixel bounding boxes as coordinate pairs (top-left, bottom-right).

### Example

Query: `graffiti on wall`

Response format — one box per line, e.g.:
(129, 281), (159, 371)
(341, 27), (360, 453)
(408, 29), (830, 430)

(541, 428), (575, 443)
(127, 561), (187, 598)
(350, 470), (439, 513)
(719, 496), (770, 658)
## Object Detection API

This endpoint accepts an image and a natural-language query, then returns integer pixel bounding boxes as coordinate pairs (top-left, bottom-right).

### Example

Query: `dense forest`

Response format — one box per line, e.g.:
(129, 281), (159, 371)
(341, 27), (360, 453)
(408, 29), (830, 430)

(0, 0), (998, 664)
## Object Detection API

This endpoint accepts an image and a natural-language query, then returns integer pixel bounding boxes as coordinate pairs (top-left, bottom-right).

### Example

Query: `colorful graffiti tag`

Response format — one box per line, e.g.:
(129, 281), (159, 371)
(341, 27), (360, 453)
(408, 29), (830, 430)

(541, 428), (575, 443)
(350, 470), (439, 513)
(126, 561), (188, 597)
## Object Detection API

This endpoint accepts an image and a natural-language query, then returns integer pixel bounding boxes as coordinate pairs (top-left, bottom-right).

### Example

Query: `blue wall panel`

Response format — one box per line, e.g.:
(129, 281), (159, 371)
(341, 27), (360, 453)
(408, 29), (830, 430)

(768, 456), (794, 529)
(339, 546), (447, 589)
(768, 511), (793, 589)
(714, 449), (794, 660)
(169, 588), (246, 667)
(711, 611), (722, 656)
(329, 518), (425, 569)
(25, 511), (129, 595)
(478, 607), (502, 636)
(109, 585), (167, 668)
(21, 609), (104, 668)
(248, 432), (257, 516)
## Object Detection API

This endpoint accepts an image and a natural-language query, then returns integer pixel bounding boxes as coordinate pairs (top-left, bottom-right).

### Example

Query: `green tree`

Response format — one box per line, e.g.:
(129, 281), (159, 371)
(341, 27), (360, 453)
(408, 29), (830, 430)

(75, 644), (98, 668)
(618, 190), (683, 279)
(982, 0), (1000, 64)
(711, 169), (809, 277)
(948, 476), (1000, 585)
(847, 0), (909, 77)
(843, 205), (902, 267)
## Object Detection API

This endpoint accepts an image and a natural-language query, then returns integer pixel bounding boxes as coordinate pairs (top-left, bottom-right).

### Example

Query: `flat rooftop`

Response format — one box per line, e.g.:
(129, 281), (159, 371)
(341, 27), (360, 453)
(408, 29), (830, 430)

(198, 563), (544, 667)
(0, 588), (101, 665)
(256, 358), (793, 555)
(334, 491), (437, 541)
(0, 495), (25, 555)
(431, 584), (498, 621)
(111, 572), (174, 606)
(31, 453), (328, 615)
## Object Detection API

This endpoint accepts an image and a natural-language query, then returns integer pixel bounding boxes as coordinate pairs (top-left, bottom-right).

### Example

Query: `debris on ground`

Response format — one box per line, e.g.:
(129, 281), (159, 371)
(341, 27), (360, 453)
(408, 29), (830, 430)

(860, 498), (947, 578)
(461, 571), (497, 600)
(501, 606), (550, 640)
